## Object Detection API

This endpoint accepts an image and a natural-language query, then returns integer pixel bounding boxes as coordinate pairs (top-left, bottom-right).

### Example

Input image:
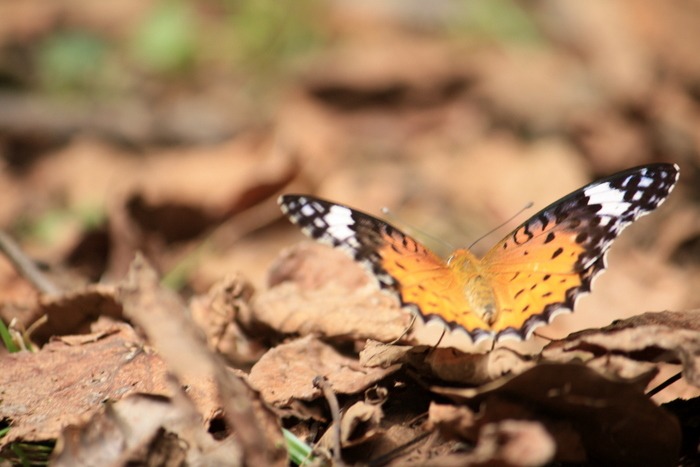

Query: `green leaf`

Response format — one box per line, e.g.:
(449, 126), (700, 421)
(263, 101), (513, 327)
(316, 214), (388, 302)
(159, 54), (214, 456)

(283, 428), (316, 466)
(0, 319), (20, 353)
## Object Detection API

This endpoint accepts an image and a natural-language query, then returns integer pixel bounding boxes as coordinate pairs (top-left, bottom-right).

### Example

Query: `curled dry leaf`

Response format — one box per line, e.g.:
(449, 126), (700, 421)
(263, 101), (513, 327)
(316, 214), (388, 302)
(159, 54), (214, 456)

(51, 393), (242, 467)
(433, 363), (680, 466)
(248, 335), (400, 407)
(319, 387), (388, 450)
(0, 323), (169, 449)
(118, 254), (286, 467)
(189, 273), (266, 366)
(543, 310), (700, 387)
(360, 340), (534, 385)
(30, 284), (122, 345)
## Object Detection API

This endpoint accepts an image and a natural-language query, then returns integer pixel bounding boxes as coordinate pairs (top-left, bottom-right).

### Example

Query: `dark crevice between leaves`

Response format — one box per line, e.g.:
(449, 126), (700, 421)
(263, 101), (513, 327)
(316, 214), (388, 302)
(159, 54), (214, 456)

(207, 414), (230, 441)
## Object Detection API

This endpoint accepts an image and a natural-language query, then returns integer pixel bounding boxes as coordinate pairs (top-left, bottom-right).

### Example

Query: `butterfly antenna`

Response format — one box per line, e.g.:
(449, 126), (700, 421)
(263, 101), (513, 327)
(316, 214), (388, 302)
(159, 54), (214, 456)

(467, 202), (534, 250)
(381, 207), (455, 251)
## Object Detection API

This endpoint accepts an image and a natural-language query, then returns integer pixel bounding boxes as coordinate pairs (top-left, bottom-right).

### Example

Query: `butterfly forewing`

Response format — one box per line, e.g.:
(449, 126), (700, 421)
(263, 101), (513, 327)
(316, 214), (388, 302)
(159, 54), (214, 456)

(482, 163), (680, 340)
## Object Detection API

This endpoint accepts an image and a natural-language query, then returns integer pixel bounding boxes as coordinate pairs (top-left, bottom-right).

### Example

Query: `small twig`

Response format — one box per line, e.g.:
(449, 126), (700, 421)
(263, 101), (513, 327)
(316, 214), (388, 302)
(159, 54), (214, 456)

(646, 371), (682, 398)
(313, 376), (344, 467)
(0, 230), (61, 295)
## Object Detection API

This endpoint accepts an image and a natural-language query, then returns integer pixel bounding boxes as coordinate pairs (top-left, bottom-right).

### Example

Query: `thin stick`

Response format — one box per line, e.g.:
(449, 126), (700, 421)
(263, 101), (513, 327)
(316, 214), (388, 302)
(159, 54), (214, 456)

(646, 371), (682, 398)
(0, 230), (60, 295)
(313, 376), (345, 467)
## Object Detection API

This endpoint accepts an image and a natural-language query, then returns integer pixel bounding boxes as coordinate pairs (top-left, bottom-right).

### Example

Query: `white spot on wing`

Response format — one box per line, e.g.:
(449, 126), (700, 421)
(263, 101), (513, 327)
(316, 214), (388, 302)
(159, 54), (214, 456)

(584, 182), (630, 216)
(638, 176), (653, 188)
(300, 204), (316, 217)
(326, 205), (356, 241)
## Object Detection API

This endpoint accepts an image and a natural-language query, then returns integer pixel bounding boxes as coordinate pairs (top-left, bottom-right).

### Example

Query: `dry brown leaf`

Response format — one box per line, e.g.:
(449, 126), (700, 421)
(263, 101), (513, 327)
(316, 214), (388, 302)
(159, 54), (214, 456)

(542, 310), (700, 387)
(51, 392), (242, 467)
(267, 242), (371, 291)
(318, 398), (385, 450)
(0, 323), (169, 448)
(118, 254), (286, 467)
(248, 335), (400, 407)
(255, 242), (411, 342)
(434, 363), (680, 466)
(189, 274), (266, 367)
(30, 284), (122, 345)
(360, 340), (534, 385)
(424, 347), (535, 385)
(253, 281), (410, 343)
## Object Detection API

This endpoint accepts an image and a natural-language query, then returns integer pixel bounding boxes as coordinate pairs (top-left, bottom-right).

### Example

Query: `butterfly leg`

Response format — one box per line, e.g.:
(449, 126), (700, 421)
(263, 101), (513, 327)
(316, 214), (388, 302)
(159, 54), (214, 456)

(389, 313), (417, 345)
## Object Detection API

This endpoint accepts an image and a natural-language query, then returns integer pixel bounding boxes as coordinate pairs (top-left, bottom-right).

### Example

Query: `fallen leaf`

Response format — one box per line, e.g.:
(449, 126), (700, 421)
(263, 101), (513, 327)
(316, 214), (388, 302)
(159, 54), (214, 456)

(29, 284), (122, 345)
(118, 254), (286, 467)
(360, 340), (534, 385)
(50, 393), (242, 467)
(434, 363), (680, 466)
(0, 323), (169, 448)
(255, 242), (412, 343)
(542, 310), (700, 387)
(253, 281), (410, 343)
(248, 335), (400, 407)
(189, 274), (266, 367)
(267, 242), (371, 291)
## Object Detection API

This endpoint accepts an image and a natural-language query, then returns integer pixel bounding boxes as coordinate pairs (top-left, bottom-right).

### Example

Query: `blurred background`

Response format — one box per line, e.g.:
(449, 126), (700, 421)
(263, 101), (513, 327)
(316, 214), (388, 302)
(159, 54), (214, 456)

(0, 0), (699, 340)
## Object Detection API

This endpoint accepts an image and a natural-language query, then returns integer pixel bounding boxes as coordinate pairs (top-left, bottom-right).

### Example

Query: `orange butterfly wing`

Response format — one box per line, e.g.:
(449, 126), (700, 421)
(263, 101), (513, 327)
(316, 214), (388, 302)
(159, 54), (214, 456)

(373, 230), (494, 342)
(481, 163), (679, 340)
(279, 195), (494, 340)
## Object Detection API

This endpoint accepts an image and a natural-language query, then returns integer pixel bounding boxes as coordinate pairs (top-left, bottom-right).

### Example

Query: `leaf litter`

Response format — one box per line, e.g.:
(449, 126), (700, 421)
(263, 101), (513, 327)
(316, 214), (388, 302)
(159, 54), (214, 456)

(1, 2), (700, 466)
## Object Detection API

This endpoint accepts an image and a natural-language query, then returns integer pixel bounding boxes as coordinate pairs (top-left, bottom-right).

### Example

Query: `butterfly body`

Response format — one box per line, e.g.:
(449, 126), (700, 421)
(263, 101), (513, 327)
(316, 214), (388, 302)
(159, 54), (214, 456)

(279, 163), (680, 343)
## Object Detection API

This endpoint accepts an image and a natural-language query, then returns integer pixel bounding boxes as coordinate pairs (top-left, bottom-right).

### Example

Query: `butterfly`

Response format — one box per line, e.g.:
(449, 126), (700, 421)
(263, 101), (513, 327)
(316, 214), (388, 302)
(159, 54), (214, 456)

(278, 163), (680, 343)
